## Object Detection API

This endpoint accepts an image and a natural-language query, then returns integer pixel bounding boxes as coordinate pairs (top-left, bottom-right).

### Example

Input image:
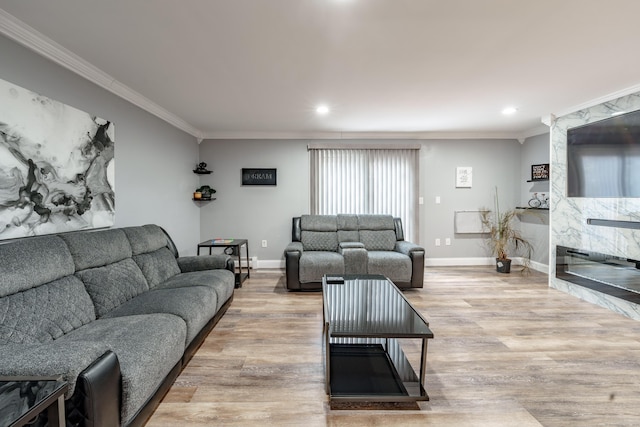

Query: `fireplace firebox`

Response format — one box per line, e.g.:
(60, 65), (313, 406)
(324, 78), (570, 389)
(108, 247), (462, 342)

(556, 245), (640, 304)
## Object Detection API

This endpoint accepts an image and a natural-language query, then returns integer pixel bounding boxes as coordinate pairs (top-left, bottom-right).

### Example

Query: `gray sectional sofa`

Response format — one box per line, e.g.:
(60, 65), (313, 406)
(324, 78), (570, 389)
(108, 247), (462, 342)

(285, 214), (425, 290)
(0, 224), (235, 427)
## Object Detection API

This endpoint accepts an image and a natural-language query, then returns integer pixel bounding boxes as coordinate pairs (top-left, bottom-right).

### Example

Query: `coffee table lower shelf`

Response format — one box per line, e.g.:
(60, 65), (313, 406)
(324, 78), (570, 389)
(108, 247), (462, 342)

(328, 343), (429, 402)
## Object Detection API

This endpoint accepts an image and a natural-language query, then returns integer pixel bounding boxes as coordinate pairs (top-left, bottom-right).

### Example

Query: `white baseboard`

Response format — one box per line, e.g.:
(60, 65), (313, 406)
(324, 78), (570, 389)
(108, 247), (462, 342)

(425, 257), (549, 274)
(424, 257), (494, 267)
(254, 257), (549, 273)
(256, 259), (285, 269)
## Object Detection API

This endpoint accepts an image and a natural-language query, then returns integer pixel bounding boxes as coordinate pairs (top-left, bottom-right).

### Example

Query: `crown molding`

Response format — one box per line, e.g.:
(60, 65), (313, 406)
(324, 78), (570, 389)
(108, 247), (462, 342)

(0, 9), (202, 140)
(200, 130), (527, 141)
(517, 123), (550, 143)
(550, 83), (640, 120)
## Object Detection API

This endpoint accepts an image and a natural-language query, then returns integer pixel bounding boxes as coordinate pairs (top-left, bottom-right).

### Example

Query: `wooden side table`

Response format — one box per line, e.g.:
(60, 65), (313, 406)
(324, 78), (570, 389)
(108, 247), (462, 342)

(0, 376), (67, 427)
(197, 238), (250, 287)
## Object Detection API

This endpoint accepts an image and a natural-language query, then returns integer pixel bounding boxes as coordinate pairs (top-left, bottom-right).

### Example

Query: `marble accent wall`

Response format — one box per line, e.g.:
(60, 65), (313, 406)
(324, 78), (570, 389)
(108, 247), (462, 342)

(551, 92), (640, 319)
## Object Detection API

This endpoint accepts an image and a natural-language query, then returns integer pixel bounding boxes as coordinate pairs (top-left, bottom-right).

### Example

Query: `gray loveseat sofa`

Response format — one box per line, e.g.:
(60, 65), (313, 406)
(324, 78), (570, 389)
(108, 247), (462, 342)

(285, 214), (425, 290)
(0, 224), (235, 427)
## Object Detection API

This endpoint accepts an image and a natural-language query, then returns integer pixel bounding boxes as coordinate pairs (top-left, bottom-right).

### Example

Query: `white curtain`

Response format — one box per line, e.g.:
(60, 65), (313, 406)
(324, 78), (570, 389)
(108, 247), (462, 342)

(309, 147), (419, 242)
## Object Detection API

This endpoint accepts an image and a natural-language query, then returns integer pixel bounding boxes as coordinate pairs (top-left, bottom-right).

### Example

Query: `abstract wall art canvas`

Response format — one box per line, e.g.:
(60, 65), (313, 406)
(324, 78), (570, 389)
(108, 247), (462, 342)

(0, 78), (115, 240)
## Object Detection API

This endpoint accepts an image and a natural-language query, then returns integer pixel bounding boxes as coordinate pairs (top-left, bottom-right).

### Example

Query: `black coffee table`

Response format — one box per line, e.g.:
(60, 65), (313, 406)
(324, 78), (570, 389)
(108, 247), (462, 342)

(322, 275), (434, 402)
(0, 376), (67, 427)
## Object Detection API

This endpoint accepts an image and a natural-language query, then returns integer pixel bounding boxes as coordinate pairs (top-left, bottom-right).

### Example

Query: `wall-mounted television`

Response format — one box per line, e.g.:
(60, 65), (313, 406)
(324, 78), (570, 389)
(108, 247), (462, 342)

(567, 109), (640, 198)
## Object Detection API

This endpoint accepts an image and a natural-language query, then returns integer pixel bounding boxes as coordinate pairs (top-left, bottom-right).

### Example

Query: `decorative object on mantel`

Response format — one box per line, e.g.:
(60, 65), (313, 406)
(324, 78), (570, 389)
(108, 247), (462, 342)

(528, 163), (549, 182)
(242, 168), (277, 186)
(480, 187), (535, 274)
(0, 77), (115, 240)
(193, 162), (212, 174)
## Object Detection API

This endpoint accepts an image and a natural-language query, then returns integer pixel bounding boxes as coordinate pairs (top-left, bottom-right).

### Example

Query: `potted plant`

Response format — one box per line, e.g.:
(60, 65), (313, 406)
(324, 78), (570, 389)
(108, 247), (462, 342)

(196, 185), (216, 200)
(480, 187), (534, 273)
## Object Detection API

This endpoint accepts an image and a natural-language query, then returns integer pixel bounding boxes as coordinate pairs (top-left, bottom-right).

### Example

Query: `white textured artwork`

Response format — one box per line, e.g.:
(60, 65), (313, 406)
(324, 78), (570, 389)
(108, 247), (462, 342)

(0, 78), (115, 239)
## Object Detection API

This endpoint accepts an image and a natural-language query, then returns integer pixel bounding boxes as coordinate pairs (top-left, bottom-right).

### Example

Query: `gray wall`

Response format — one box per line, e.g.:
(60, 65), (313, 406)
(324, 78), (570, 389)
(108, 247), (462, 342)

(519, 132), (550, 266)
(0, 35), (201, 255)
(198, 139), (309, 265)
(420, 138), (522, 261)
(200, 137), (550, 266)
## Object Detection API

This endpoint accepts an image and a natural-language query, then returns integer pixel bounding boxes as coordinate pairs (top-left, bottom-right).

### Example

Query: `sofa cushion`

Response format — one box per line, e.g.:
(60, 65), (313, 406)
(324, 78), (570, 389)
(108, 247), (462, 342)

(122, 224), (172, 255)
(75, 258), (150, 318)
(0, 275), (96, 344)
(60, 228), (132, 271)
(0, 235), (75, 297)
(133, 248), (181, 288)
(357, 215), (398, 250)
(367, 251), (412, 283)
(158, 269), (235, 312)
(299, 251), (344, 283)
(62, 314), (187, 425)
(103, 285), (218, 345)
(300, 214), (337, 231)
(357, 214), (396, 230)
(337, 214), (358, 230)
(301, 231), (339, 252)
(359, 230), (397, 251)
(337, 230), (359, 242)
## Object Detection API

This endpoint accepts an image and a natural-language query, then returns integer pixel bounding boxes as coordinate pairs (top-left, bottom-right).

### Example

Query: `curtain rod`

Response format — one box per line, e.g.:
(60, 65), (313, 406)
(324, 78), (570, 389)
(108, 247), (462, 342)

(307, 143), (422, 150)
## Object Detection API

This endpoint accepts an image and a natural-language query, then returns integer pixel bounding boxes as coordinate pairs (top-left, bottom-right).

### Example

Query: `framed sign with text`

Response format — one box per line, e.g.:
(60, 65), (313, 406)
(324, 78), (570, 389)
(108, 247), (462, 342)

(530, 163), (549, 181)
(242, 168), (277, 186)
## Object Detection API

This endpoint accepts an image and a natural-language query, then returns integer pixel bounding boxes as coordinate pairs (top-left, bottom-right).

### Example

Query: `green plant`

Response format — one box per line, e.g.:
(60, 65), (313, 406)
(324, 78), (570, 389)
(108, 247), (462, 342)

(196, 185), (216, 198)
(480, 187), (534, 271)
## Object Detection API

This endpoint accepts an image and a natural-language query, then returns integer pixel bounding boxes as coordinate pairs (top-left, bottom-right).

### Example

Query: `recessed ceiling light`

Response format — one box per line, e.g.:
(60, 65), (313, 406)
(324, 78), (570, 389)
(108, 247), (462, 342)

(316, 104), (330, 115)
(502, 107), (518, 115)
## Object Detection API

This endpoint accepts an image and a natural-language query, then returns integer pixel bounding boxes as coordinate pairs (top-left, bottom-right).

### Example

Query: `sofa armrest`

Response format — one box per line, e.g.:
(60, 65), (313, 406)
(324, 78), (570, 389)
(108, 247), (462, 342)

(178, 255), (234, 273)
(339, 242), (367, 275)
(285, 241), (304, 254)
(69, 350), (121, 427)
(0, 341), (113, 398)
(285, 242), (304, 290)
(339, 241), (364, 249)
(394, 241), (425, 288)
(395, 240), (424, 255)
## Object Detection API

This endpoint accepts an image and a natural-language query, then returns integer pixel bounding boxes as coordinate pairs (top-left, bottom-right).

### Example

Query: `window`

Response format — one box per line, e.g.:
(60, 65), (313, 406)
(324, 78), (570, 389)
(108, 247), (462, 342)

(309, 146), (419, 242)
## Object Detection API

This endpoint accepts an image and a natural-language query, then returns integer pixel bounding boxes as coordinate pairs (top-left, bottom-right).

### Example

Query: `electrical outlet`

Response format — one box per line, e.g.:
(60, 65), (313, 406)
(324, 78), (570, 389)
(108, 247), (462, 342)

(435, 238), (441, 246)
(261, 240), (267, 248)
(445, 238), (451, 246)
(419, 197), (424, 205)
(435, 196), (441, 204)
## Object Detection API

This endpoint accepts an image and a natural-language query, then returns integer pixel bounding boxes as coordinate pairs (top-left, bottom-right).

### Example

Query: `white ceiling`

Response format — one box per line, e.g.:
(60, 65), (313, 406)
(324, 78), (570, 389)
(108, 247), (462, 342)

(2, 0), (640, 140)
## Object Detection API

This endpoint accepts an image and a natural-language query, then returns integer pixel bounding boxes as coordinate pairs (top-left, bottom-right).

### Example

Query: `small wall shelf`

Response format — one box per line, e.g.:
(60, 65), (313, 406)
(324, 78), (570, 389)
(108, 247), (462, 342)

(193, 163), (214, 201)
(516, 207), (549, 211)
(527, 179), (548, 183)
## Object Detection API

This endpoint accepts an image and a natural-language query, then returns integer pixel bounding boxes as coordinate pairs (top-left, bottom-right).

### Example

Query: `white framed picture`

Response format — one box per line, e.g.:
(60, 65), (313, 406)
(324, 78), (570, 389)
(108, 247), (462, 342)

(456, 166), (472, 188)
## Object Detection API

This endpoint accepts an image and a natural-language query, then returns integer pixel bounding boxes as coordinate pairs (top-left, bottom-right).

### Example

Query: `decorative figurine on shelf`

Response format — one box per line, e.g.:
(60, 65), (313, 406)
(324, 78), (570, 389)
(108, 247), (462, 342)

(528, 193), (549, 209)
(196, 185), (216, 200)
(194, 162), (211, 174)
(540, 193), (549, 209)
(528, 193), (541, 208)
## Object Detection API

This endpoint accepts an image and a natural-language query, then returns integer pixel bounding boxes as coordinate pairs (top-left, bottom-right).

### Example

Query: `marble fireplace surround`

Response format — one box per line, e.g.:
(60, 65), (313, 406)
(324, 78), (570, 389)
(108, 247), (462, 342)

(550, 91), (640, 320)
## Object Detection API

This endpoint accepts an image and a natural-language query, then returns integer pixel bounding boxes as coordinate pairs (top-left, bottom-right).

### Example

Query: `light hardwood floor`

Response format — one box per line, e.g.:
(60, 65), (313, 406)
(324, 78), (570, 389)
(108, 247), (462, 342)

(146, 267), (640, 426)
